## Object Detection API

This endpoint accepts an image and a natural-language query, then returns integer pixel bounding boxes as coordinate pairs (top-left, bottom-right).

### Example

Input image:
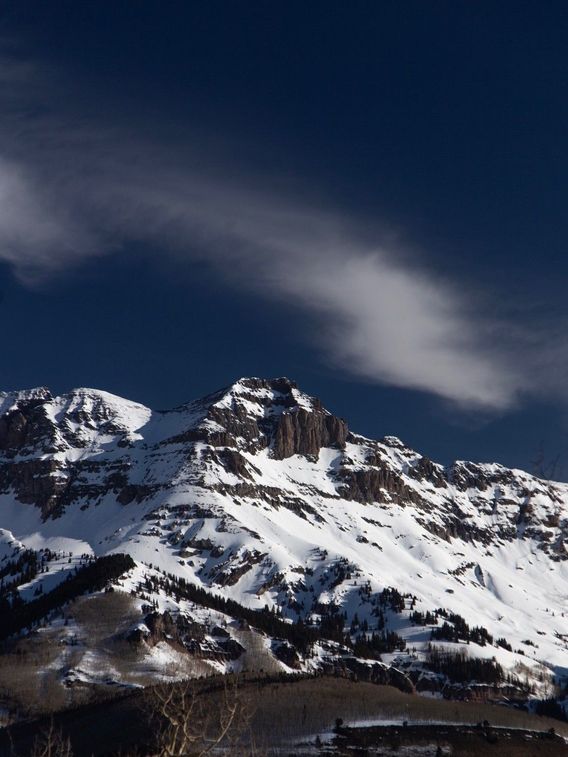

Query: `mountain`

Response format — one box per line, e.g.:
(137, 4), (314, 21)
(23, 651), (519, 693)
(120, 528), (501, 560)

(0, 377), (567, 712)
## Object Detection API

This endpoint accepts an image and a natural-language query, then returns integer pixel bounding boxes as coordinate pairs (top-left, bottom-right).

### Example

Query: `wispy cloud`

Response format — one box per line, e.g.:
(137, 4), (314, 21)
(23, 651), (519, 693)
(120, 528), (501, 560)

(0, 51), (537, 409)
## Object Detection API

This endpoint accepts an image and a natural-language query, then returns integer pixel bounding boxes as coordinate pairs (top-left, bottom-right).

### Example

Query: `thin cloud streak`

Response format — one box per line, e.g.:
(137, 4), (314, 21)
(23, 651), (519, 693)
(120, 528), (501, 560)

(0, 53), (535, 409)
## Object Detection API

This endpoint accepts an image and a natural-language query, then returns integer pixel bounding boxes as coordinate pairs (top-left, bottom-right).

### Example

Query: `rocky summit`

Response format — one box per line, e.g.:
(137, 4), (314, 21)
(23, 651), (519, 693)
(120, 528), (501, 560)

(1, 377), (568, 702)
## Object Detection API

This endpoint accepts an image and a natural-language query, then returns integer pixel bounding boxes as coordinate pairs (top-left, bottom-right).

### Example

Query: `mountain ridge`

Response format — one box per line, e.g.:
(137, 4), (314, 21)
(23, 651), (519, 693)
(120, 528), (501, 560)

(0, 376), (567, 705)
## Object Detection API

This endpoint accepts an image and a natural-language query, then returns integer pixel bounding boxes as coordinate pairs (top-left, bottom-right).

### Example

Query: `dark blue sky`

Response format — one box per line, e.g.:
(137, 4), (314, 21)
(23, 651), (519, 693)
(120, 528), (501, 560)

(1, 2), (568, 474)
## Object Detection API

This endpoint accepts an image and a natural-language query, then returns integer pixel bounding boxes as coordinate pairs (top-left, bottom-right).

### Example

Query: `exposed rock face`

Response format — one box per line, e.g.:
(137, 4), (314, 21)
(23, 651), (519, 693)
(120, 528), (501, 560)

(338, 462), (421, 506)
(271, 639), (302, 669)
(447, 461), (516, 493)
(0, 459), (66, 517)
(211, 549), (267, 586)
(272, 408), (348, 459)
(128, 611), (245, 661)
(318, 656), (415, 694)
(0, 393), (58, 454)
(432, 681), (526, 702)
(117, 484), (156, 505)
(409, 456), (448, 489)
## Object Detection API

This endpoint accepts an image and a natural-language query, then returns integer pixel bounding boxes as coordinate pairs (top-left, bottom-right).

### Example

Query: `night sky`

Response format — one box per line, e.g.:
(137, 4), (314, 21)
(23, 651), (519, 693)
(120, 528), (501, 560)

(1, 2), (568, 475)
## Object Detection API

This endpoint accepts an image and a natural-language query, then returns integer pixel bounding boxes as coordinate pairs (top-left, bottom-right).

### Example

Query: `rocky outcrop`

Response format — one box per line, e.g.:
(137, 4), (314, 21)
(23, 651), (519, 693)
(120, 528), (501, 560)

(409, 456), (447, 489)
(117, 483), (155, 505)
(0, 396), (59, 454)
(319, 656), (415, 694)
(214, 449), (255, 480)
(273, 408), (348, 459)
(131, 611), (245, 661)
(447, 461), (516, 492)
(271, 639), (302, 669)
(337, 463), (423, 507)
(211, 549), (267, 586)
(0, 459), (67, 517)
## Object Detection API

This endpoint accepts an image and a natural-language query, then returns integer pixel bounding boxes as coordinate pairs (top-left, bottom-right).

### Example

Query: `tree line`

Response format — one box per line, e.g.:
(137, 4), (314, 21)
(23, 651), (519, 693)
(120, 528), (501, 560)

(0, 553), (135, 641)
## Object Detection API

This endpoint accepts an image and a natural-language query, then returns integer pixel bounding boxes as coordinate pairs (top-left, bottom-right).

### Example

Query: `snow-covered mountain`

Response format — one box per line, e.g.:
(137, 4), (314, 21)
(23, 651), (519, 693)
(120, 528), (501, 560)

(1, 377), (567, 700)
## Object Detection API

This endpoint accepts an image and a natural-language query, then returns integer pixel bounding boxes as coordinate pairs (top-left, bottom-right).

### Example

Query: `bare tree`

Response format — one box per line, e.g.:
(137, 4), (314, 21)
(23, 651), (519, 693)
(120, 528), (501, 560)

(30, 720), (73, 757)
(146, 679), (253, 756)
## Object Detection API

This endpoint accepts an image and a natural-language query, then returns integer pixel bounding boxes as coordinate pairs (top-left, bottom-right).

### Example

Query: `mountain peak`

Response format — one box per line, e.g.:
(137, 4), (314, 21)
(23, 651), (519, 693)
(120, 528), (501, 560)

(0, 386), (52, 412)
(174, 376), (348, 460)
(198, 376), (321, 418)
(233, 376), (299, 392)
(214, 376), (309, 409)
(59, 387), (151, 428)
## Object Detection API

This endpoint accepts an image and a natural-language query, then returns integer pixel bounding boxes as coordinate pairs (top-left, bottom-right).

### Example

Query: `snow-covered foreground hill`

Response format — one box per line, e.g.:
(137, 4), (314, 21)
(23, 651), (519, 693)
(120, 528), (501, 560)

(0, 377), (567, 703)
